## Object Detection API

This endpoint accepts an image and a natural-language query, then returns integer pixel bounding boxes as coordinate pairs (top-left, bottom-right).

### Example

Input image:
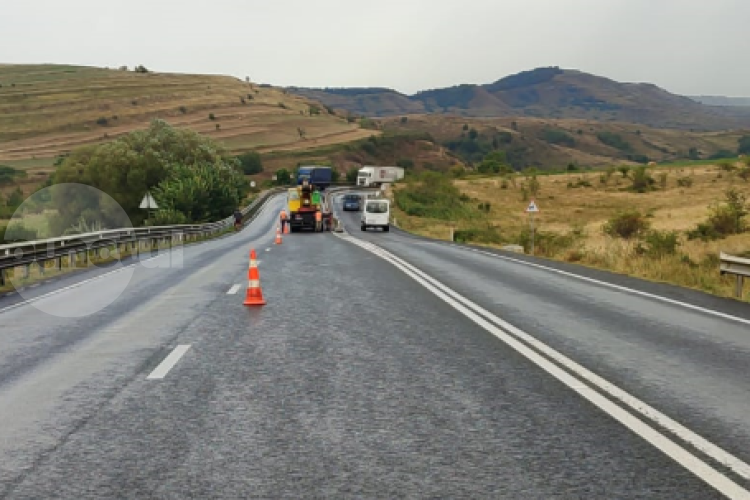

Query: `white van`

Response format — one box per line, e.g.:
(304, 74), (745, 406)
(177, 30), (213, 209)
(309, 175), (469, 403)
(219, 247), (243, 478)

(361, 199), (390, 232)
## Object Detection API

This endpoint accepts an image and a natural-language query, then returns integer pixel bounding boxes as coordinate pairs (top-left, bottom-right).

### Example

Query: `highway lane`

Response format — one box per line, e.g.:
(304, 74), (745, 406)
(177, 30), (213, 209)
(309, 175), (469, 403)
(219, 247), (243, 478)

(335, 193), (750, 495)
(2, 209), (723, 499)
(0, 194), (287, 494)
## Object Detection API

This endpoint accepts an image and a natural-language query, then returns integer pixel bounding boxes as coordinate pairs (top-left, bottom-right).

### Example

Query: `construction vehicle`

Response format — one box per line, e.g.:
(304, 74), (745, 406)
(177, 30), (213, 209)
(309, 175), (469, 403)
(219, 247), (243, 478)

(287, 180), (333, 232)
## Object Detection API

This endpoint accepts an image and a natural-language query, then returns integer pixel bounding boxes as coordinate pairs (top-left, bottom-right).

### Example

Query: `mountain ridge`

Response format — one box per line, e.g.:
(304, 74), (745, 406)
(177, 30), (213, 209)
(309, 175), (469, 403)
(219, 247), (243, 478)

(288, 67), (750, 131)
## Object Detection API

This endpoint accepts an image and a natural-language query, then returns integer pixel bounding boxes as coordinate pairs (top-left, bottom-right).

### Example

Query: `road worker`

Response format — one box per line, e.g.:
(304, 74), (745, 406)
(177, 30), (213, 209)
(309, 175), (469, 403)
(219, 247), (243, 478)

(280, 209), (288, 233)
(315, 210), (322, 232)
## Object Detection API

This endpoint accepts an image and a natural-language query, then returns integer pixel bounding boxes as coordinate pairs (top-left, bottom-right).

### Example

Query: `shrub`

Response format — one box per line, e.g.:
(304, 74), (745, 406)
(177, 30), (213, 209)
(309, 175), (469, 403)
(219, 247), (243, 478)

(718, 160), (737, 172)
(454, 227), (503, 244)
(400, 117), (408, 124)
(677, 176), (693, 187)
(96, 117), (109, 126)
(179, 106), (187, 114)
(308, 105), (321, 115)
(687, 189), (748, 241)
(134, 65), (149, 73)
(208, 113), (216, 120)
(278, 102), (287, 109)
(603, 211), (650, 239)
(630, 166), (655, 193)
(396, 158), (414, 169)
(637, 230), (680, 257)
(517, 228), (575, 256)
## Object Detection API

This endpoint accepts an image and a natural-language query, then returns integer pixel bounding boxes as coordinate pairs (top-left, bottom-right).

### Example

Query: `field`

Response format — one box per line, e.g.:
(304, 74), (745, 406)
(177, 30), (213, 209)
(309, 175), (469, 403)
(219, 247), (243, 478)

(0, 64), (368, 191)
(391, 160), (750, 300)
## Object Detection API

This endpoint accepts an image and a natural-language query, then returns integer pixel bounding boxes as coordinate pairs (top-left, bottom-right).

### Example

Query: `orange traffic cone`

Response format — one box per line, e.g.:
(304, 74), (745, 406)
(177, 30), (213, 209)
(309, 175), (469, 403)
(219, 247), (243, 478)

(275, 225), (283, 245)
(243, 249), (266, 306)
(284, 222), (290, 234)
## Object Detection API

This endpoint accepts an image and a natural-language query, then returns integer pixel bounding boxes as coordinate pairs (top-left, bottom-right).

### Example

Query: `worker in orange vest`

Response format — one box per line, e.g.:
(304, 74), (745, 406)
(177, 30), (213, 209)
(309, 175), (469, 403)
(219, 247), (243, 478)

(315, 210), (322, 232)
(280, 209), (288, 233)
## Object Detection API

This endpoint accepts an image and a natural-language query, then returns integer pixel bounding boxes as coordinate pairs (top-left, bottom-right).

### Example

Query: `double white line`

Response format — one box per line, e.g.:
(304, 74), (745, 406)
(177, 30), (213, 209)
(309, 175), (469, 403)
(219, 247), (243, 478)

(336, 233), (750, 499)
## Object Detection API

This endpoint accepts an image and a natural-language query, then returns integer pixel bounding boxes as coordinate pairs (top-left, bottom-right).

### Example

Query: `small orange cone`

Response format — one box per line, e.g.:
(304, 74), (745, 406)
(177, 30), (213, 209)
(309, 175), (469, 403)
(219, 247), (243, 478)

(284, 222), (290, 234)
(243, 249), (266, 306)
(275, 225), (283, 245)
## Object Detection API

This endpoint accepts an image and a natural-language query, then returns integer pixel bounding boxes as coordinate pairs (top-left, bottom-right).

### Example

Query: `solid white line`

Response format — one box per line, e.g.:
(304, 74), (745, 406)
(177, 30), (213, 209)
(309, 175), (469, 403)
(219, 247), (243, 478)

(337, 234), (750, 498)
(0, 254), (165, 316)
(449, 244), (750, 327)
(227, 284), (241, 295)
(146, 345), (191, 380)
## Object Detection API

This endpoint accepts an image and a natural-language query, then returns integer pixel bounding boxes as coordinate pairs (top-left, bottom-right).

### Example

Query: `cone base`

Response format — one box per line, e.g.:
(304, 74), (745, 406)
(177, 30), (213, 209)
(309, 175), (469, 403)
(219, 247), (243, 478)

(243, 297), (266, 306)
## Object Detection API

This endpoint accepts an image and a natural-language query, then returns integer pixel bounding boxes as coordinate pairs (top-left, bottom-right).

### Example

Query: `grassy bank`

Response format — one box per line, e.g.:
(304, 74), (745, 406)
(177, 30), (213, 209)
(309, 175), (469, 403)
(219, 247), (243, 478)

(390, 161), (750, 301)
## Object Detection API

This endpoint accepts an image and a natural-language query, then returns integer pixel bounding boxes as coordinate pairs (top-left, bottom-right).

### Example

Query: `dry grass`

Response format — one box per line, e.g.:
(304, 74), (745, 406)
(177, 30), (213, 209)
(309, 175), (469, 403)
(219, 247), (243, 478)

(390, 162), (750, 300)
(0, 64), (361, 167)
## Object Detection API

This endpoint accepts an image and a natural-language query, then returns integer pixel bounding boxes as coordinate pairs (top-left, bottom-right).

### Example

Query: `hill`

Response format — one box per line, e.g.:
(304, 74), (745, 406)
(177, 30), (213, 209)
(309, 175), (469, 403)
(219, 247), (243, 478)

(288, 67), (750, 131)
(380, 115), (746, 170)
(0, 64), (372, 170)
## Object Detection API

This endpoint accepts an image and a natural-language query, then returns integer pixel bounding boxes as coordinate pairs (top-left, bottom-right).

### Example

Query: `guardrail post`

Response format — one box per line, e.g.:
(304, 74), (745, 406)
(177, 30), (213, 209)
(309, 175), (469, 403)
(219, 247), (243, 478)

(736, 276), (745, 299)
(0, 268), (5, 287)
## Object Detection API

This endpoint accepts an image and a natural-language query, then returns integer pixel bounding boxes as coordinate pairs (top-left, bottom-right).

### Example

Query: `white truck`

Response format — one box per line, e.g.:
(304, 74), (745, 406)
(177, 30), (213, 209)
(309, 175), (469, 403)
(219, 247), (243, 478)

(356, 166), (405, 187)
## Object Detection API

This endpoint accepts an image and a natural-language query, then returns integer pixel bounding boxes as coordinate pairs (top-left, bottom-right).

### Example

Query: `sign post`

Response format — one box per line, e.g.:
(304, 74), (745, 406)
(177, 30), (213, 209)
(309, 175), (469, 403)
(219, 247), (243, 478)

(525, 199), (540, 255)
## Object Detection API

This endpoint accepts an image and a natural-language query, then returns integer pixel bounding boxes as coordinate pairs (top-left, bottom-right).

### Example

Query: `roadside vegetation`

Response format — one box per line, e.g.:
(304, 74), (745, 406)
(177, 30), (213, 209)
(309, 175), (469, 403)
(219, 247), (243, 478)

(390, 154), (750, 300)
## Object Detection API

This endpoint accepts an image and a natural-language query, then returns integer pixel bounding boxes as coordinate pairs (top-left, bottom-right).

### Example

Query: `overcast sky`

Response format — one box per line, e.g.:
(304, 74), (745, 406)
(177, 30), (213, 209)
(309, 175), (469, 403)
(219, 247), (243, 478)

(1, 0), (747, 96)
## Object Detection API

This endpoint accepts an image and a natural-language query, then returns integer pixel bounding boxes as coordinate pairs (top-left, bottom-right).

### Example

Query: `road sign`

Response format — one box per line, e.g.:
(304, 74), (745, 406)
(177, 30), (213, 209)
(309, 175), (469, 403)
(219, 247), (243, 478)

(139, 192), (159, 210)
(526, 199), (540, 213)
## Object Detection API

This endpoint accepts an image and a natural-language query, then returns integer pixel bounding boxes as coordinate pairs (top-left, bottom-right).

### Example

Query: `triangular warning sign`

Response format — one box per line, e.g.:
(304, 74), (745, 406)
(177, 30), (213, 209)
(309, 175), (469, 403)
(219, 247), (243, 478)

(526, 199), (540, 213)
(139, 192), (159, 210)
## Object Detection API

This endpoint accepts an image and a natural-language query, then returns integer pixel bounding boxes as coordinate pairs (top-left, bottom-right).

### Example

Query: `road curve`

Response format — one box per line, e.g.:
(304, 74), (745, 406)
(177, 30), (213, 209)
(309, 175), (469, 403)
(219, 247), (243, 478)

(0, 192), (746, 498)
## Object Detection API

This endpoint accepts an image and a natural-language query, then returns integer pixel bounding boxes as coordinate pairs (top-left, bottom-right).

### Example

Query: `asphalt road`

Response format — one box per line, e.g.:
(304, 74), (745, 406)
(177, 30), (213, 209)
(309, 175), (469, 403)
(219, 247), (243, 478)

(0, 192), (747, 498)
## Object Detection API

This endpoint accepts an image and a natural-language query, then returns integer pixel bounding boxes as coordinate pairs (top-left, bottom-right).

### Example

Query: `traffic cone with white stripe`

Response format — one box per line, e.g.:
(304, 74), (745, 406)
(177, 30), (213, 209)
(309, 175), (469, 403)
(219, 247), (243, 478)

(243, 249), (266, 306)
(275, 225), (283, 245)
(284, 222), (290, 234)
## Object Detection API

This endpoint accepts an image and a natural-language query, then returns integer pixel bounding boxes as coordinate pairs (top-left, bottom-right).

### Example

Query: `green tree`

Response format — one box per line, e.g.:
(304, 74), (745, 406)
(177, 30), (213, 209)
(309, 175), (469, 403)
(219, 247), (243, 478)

(152, 162), (246, 223)
(468, 128), (479, 141)
(236, 151), (263, 175)
(53, 119), (241, 227)
(396, 158), (415, 169)
(346, 167), (360, 183)
(477, 150), (511, 174)
(275, 168), (291, 185)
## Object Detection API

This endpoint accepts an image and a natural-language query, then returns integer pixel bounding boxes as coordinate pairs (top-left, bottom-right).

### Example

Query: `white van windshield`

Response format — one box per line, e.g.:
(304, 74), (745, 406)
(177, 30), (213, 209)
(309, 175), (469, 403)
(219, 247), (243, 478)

(366, 202), (389, 214)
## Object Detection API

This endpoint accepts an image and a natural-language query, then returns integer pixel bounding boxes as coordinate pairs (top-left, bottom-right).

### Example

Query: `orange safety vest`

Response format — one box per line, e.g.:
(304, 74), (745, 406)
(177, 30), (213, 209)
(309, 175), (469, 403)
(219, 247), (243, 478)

(315, 211), (322, 222)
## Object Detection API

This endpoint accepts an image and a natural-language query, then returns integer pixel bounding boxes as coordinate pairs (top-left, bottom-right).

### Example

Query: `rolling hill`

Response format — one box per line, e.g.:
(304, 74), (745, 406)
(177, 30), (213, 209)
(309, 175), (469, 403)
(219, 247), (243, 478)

(0, 64), (372, 167)
(379, 115), (746, 169)
(288, 67), (750, 131)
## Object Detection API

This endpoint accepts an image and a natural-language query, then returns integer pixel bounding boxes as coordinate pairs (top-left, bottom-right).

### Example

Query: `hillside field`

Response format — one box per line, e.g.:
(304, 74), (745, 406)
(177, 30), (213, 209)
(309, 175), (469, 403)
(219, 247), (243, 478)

(0, 64), (370, 193)
(390, 160), (750, 301)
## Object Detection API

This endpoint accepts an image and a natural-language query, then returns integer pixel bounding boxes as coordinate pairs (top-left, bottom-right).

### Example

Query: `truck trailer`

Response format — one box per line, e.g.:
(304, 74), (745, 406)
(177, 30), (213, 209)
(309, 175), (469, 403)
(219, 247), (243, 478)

(356, 166), (405, 187)
(296, 165), (332, 190)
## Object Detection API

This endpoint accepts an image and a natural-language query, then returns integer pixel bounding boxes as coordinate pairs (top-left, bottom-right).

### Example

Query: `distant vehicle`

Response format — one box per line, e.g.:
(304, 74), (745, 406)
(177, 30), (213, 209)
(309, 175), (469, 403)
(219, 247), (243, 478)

(356, 166), (404, 187)
(296, 165), (332, 190)
(361, 198), (390, 232)
(342, 194), (361, 211)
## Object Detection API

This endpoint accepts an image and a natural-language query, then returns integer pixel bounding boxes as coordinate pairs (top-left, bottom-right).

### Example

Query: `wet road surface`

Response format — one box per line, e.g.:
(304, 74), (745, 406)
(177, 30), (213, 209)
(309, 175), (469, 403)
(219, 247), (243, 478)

(0, 193), (747, 498)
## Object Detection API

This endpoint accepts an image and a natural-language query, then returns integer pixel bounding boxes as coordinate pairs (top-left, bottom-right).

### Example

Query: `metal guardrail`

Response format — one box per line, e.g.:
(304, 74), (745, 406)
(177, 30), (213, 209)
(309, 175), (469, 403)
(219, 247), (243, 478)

(720, 252), (750, 298)
(0, 187), (286, 286)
